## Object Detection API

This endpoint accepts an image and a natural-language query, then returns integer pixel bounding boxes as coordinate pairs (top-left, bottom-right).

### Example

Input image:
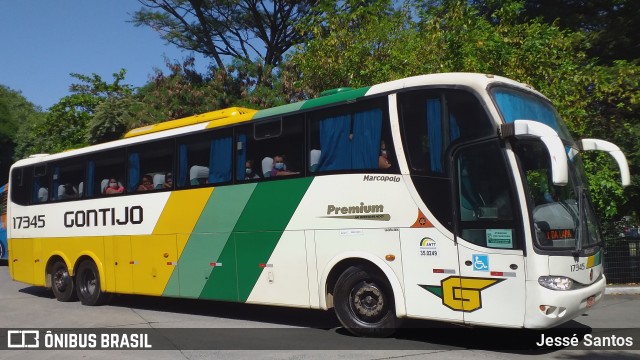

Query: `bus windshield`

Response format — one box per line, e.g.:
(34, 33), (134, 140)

(492, 86), (603, 251)
(514, 141), (602, 250)
(492, 87), (574, 143)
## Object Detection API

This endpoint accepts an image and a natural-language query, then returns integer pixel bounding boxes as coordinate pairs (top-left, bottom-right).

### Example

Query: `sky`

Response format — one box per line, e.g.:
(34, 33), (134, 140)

(0, 1), (208, 110)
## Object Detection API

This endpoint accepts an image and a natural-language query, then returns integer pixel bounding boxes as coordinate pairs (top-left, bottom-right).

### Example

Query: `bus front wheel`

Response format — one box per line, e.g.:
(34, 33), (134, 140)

(333, 266), (400, 337)
(51, 260), (77, 302)
(75, 260), (110, 306)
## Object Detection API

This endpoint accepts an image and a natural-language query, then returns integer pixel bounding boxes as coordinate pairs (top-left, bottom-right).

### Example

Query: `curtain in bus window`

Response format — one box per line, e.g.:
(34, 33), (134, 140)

(128, 153), (140, 192)
(236, 134), (247, 181)
(450, 113), (460, 141)
(494, 90), (558, 132)
(208, 136), (232, 184)
(317, 114), (351, 171)
(351, 109), (382, 169)
(87, 161), (95, 197)
(52, 166), (61, 200)
(178, 144), (188, 187)
(427, 99), (443, 173)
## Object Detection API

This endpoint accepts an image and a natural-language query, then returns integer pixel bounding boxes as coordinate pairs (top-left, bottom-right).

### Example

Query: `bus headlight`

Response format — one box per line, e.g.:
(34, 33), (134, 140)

(538, 276), (574, 291)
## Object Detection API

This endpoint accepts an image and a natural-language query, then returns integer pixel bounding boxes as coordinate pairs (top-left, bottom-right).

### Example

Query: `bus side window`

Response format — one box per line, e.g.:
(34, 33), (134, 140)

(309, 100), (392, 173)
(32, 165), (49, 203)
(128, 140), (174, 192)
(239, 115), (304, 181)
(89, 149), (126, 198)
(52, 161), (84, 201)
(10, 167), (29, 206)
(177, 130), (232, 188)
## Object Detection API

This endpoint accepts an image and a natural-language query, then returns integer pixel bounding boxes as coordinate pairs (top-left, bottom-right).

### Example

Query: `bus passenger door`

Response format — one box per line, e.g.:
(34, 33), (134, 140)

(452, 140), (526, 327)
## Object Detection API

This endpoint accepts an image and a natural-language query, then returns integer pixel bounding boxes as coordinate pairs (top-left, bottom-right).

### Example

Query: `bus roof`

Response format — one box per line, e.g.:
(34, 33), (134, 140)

(124, 107), (258, 138)
(124, 86), (372, 138)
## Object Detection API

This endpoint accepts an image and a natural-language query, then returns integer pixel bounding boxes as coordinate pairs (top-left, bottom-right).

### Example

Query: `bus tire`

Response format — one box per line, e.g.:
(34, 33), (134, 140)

(333, 266), (399, 337)
(51, 260), (77, 302)
(75, 260), (110, 306)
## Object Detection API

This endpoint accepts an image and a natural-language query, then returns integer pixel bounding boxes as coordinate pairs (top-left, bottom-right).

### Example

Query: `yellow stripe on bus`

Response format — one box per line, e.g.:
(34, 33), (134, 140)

(153, 188), (214, 237)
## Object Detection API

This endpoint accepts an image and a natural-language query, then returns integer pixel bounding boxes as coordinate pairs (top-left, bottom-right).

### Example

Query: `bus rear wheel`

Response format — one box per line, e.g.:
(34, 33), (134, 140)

(333, 266), (400, 337)
(51, 260), (77, 302)
(75, 260), (110, 306)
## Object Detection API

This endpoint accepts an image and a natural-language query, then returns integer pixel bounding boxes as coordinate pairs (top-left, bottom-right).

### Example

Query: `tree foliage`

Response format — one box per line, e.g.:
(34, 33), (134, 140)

(19, 70), (133, 155)
(131, 57), (237, 123)
(290, 0), (417, 95)
(473, 0), (640, 63)
(291, 0), (640, 222)
(132, 0), (319, 83)
(0, 86), (45, 182)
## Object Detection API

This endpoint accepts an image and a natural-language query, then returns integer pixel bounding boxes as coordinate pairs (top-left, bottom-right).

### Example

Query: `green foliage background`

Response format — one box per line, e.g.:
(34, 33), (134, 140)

(1, 0), (638, 228)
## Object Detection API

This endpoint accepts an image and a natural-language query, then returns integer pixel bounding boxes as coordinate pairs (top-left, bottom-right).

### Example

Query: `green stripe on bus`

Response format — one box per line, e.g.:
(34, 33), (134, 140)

(299, 87), (370, 111)
(199, 178), (313, 302)
(252, 102), (305, 120)
(234, 178), (313, 232)
(251, 86), (370, 120)
(163, 184), (257, 298)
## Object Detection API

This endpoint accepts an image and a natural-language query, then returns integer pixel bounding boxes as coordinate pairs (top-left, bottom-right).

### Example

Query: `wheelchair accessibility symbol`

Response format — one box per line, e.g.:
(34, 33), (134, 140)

(473, 254), (489, 272)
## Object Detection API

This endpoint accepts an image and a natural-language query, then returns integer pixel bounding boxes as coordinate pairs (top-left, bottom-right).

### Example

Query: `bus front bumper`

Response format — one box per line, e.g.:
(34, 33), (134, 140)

(524, 275), (606, 329)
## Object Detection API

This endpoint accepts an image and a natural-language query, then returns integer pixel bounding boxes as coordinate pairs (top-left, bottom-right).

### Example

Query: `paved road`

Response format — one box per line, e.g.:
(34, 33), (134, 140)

(0, 263), (639, 359)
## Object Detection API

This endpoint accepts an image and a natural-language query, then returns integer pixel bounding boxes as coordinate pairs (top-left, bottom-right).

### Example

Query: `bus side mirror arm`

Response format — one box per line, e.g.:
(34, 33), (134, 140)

(500, 120), (569, 186)
(576, 139), (631, 187)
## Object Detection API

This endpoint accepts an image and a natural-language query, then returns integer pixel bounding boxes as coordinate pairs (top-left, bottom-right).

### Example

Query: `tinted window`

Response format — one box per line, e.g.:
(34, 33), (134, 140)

(177, 130), (231, 188)
(129, 140), (175, 192)
(455, 141), (519, 249)
(51, 161), (84, 201)
(88, 149), (126, 197)
(237, 115), (304, 180)
(399, 89), (493, 176)
(308, 99), (395, 174)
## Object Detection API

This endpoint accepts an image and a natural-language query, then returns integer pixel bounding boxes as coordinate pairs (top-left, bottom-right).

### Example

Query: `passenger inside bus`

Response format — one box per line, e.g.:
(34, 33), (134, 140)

(269, 155), (298, 177)
(137, 175), (155, 192)
(59, 183), (78, 200)
(245, 160), (259, 180)
(104, 179), (125, 195)
(162, 173), (173, 189)
(378, 140), (392, 169)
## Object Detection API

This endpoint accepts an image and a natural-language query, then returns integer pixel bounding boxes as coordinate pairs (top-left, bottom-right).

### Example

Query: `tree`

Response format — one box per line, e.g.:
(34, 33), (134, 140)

(21, 70), (133, 155)
(290, 0), (418, 94)
(0, 85), (45, 181)
(472, 0), (640, 63)
(133, 0), (320, 83)
(130, 57), (245, 124)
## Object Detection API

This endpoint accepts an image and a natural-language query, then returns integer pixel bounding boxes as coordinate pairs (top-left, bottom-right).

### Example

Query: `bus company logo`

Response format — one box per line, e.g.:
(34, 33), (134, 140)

(63, 206), (143, 228)
(419, 276), (504, 312)
(322, 203), (390, 221)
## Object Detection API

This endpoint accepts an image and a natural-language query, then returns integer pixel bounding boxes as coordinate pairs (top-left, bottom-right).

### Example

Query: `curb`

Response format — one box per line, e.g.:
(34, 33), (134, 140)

(605, 286), (640, 295)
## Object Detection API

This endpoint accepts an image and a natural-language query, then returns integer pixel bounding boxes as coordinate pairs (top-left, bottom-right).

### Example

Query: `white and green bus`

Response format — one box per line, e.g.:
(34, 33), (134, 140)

(8, 73), (630, 337)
